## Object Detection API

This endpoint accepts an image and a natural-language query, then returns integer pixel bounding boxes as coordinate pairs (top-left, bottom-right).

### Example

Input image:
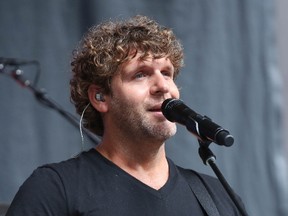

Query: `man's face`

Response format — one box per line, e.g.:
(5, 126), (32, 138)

(106, 52), (180, 142)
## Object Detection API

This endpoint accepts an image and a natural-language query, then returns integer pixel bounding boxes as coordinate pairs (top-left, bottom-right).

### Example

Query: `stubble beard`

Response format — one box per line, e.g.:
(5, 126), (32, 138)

(110, 97), (177, 142)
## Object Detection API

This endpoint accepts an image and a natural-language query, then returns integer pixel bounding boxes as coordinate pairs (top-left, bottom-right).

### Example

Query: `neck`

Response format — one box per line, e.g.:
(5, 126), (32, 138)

(96, 134), (169, 190)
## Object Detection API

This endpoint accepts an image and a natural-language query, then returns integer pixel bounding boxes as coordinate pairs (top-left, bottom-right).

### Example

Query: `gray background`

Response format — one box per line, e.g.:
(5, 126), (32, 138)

(1, 0), (288, 215)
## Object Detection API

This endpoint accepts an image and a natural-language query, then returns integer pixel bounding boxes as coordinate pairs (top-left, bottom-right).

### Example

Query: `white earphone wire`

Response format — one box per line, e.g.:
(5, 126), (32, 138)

(79, 103), (91, 151)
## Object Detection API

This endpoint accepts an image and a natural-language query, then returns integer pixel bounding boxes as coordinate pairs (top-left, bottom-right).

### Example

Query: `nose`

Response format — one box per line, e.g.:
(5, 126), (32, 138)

(150, 72), (169, 96)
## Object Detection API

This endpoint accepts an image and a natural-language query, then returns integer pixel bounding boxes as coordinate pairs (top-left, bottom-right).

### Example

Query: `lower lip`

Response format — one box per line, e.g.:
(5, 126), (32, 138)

(151, 111), (165, 118)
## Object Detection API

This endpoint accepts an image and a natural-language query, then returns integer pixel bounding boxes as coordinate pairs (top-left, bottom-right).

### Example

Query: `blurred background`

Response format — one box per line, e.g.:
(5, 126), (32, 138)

(0, 0), (287, 215)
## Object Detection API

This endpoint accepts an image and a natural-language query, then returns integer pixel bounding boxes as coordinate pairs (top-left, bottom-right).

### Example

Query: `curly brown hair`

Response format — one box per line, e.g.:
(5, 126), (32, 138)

(70, 15), (184, 136)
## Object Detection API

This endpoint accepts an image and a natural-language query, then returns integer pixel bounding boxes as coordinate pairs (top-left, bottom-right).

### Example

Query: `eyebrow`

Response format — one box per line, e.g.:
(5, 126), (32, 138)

(121, 56), (175, 77)
(135, 60), (174, 72)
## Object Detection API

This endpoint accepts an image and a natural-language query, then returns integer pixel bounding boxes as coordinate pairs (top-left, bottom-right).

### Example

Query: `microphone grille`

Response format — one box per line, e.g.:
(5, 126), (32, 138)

(161, 98), (182, 122)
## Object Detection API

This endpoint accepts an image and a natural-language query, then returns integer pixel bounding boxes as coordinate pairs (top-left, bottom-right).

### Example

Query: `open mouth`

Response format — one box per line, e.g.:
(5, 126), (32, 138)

(148, 104), (162, 112)
(149, 108), (161, 112)
(148, 104), (165, 118)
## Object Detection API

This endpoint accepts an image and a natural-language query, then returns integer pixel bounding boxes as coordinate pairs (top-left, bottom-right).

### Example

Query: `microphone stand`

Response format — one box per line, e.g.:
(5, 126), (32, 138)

(198, 140), (248, 216)
(7, 68), (100, 145)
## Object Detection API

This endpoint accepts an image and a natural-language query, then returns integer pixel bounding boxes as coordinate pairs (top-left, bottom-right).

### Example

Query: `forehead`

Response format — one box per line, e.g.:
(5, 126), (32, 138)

(119, 52), (174, 74)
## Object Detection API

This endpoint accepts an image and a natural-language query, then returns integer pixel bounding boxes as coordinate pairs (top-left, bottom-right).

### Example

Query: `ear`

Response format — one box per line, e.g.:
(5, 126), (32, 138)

(88, 84), (108, 113)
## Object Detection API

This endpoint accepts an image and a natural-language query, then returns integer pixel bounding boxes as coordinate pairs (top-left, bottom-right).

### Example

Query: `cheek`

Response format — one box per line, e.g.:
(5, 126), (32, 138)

(170, 83), (180, 98)
(113, 86), (147, 105)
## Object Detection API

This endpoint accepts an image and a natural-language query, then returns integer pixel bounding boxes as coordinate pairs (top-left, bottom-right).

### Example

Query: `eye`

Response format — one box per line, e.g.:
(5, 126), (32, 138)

(162, 71), (173, 78)
(134, 72), (147, 79)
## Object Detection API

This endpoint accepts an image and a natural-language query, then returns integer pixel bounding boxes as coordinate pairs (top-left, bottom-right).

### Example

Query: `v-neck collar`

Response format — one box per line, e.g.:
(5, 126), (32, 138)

(89, 148), (178, 199)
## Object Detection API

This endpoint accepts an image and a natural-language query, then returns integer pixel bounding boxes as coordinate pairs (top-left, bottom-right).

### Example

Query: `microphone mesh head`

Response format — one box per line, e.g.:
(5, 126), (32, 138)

(161, 98), (182, 122)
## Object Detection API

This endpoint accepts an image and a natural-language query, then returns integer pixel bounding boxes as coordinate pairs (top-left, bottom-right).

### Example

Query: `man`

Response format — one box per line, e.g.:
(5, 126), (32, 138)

(6, 15), (245, 215)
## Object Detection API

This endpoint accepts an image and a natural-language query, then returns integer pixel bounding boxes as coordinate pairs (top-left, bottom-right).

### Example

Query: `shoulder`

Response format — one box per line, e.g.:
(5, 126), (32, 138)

(176, 166), (222, 193)
(41, 148), (101, 177)
(7, 149), (102, 215)
(6, 164), (68, 215)
(176, 166), (246, 216)
(17, 149), (99, 198)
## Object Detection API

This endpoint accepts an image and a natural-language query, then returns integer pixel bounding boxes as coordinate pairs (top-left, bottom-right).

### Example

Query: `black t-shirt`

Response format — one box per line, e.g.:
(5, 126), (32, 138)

(6, 149), (242, 216)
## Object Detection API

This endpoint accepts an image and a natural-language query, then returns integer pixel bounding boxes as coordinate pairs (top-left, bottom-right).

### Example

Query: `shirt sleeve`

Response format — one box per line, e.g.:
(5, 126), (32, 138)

(6, 166), (68, 216)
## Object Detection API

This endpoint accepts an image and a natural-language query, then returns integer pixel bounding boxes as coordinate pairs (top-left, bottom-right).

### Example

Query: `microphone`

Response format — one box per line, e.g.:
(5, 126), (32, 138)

(161, 98), (234, 146)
